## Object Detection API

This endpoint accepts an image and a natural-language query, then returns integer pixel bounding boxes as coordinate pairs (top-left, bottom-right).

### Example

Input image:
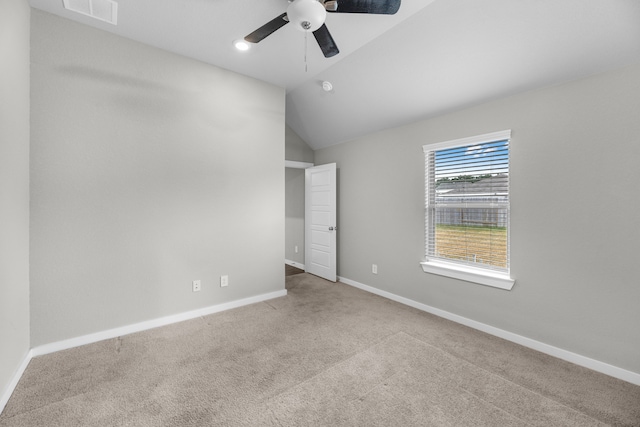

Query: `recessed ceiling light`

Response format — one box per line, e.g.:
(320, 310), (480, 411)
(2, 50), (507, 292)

(233, 39), (251, 51)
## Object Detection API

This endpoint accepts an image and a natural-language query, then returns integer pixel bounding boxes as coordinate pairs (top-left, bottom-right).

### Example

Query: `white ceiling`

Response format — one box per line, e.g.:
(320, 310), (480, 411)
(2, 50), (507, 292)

(29, 0), (640, 150)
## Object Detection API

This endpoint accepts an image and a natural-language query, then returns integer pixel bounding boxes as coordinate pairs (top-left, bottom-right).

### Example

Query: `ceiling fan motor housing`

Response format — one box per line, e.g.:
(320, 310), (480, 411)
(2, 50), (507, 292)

(287, 0), (327, 32)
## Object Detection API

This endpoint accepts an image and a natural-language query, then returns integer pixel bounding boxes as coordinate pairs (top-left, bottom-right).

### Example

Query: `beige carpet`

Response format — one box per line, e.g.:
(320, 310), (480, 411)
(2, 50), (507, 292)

(1, 273), (639, 426)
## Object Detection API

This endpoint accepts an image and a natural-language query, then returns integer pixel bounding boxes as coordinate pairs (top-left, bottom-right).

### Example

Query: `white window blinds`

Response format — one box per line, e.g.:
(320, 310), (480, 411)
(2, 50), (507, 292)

(424, 130), (511, 273)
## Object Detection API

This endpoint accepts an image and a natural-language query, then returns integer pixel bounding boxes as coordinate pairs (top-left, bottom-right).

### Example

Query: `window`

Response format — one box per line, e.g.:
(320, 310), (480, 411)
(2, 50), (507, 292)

(421, 130), (515, 290)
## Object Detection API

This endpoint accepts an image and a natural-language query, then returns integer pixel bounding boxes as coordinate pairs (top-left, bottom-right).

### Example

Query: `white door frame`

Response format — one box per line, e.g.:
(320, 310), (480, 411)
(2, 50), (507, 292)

(285, 160), (314, 169)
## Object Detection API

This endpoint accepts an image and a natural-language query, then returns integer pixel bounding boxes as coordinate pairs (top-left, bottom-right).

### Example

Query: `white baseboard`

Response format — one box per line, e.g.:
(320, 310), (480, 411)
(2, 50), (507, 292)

(285, 259), (305, 270)
(31, 289), (286, 357)
(0, 349), (33, 415)
(338, 276), (640, 386)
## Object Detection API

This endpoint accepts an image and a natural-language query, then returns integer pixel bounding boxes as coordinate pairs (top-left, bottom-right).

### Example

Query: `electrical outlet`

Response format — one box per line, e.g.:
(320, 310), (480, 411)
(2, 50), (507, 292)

(220, 275), (229, 287)
(295, 245), (299, 253)
(192, 280), (201, 292)
(372, 264), (378, 274)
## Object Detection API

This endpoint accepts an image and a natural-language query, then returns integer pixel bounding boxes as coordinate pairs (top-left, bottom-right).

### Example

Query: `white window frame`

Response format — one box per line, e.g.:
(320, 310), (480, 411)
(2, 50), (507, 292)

(421, 130), (515, 290)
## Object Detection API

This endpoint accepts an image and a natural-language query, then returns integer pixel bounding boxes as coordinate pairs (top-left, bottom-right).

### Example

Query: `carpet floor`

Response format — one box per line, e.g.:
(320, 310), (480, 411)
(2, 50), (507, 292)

(1, 273), (639, 426)
(285, 264), (304, 276)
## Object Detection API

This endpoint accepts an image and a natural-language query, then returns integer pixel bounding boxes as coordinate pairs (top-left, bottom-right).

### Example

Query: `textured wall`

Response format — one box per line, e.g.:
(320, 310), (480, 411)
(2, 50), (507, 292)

(30, 10), (285, 346)
(0, 0), (31, 404)
(315, 63), (640, 374)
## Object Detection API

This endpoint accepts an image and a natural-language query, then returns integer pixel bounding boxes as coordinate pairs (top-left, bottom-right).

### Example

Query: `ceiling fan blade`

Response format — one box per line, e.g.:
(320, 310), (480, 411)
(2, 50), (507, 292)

(327, 0), (401, 14)
(244, 13), (289, 43)
(313, 24), (340, 58)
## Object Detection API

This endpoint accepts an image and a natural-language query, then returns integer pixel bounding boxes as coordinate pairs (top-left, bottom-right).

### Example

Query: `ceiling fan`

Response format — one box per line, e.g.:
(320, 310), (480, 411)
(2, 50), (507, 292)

(244, 0), (401, 58)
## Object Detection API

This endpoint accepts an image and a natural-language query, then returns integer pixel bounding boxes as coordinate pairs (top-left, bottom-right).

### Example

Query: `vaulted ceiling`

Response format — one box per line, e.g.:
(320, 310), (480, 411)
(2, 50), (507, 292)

(29, 0), (640, 150)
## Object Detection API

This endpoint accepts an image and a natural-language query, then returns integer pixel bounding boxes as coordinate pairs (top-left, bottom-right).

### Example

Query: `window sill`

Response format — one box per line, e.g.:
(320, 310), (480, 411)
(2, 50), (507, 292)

(420, 260), (515, 290)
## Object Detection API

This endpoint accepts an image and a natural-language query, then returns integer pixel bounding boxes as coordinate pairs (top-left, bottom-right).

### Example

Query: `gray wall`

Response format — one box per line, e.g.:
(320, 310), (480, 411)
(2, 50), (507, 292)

(285, 168), (306, 265)
(285, 125), (314, 164)
(0, 0), (31, 402)
(30, 10), (285, 347)
(315, 63), (640, 374)
(285, 126), (314, 265)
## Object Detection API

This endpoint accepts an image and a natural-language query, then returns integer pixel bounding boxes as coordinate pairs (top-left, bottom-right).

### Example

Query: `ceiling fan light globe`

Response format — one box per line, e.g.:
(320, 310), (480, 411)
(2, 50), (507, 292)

(286, 0), (327, 32)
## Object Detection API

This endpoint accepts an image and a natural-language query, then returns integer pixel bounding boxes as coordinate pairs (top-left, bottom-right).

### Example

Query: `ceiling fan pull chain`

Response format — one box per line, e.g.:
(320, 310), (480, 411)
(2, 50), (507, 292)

(304, 30), (308, 73)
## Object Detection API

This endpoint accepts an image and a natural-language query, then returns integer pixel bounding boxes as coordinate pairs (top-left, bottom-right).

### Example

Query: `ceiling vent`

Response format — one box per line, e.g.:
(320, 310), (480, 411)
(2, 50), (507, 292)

(63, 0), (118, 25)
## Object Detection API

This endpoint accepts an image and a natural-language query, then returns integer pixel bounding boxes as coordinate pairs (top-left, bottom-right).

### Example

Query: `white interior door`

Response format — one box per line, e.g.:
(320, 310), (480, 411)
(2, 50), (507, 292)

(305, 163), (337, 282)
